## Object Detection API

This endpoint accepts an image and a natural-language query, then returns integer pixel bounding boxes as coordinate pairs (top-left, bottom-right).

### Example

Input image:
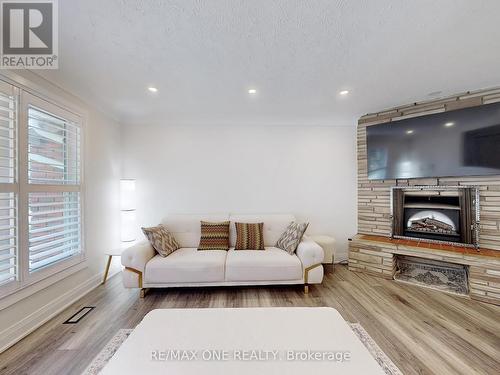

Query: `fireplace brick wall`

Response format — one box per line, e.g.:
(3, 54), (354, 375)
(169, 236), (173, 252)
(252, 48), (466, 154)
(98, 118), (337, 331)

(357, 87), (500, 251)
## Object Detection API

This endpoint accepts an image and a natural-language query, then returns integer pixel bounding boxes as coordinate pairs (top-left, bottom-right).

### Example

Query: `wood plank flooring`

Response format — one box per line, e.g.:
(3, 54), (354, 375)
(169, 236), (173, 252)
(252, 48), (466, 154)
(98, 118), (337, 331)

(0, 265), (499, 375)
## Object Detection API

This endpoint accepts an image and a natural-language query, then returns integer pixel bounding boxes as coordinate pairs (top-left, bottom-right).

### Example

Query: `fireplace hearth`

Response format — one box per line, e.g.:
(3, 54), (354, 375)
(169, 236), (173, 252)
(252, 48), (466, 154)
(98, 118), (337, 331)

(391, 186), (479, 248)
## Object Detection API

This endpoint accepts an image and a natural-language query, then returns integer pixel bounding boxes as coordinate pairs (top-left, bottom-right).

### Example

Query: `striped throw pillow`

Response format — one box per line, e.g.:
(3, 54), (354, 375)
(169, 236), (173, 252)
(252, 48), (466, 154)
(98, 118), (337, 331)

(235, 222), (265, 250)
(198, 221), (230, 250)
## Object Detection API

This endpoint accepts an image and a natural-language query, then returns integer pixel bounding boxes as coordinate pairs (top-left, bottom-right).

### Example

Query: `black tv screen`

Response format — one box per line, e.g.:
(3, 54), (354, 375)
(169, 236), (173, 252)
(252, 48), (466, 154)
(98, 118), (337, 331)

(366, 101), (500, 180)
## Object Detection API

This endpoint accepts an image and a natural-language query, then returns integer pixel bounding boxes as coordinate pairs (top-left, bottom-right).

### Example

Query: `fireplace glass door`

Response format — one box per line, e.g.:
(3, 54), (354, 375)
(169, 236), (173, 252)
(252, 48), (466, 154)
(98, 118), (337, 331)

(404, 207), (461, 242)
(391, 187), (478, 247)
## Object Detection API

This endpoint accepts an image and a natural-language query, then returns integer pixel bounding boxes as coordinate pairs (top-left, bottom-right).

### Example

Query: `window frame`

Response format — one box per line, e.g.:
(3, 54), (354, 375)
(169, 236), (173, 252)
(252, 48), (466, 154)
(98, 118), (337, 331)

(0, 80), (86, 301)
(21, 92), (85, 285)
(0, 80), (20, 297)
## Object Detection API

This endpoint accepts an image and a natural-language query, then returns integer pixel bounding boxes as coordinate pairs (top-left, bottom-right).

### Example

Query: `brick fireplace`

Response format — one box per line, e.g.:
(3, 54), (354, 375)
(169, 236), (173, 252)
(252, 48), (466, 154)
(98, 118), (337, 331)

(350, 87), (500, 305)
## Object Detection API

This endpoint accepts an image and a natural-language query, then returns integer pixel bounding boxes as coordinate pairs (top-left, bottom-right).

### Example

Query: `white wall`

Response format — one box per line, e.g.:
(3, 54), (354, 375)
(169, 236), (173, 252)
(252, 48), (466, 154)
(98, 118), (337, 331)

(0, 71), (122, 352)
(121, 124), (357, 261)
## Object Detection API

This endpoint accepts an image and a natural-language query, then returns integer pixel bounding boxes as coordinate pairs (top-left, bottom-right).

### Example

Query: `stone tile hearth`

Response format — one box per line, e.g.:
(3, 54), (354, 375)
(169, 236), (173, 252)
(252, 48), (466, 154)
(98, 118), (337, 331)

(349, 234), (500, 305)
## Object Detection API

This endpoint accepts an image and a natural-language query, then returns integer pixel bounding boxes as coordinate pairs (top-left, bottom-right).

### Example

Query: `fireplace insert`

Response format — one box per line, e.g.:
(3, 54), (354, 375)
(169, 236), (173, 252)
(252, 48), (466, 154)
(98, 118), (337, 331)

(391, 186), (479, 248)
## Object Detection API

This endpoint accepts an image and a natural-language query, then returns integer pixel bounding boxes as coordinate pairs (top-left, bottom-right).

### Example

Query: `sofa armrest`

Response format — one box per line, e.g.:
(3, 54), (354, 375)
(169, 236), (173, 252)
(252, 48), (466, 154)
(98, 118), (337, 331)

(121, 240), (156, 274)
(296, 235), (324, 268)
(296, 235), (324, 286)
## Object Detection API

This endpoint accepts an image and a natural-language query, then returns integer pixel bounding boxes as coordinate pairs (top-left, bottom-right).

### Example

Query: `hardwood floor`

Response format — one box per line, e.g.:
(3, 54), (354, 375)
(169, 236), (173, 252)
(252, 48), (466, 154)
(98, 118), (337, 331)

(0, 265), (499, 375)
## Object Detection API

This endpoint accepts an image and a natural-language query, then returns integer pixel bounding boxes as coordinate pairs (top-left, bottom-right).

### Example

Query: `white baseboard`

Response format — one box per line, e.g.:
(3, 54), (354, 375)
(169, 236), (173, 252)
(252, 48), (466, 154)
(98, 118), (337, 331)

(0, 270), (117, 353)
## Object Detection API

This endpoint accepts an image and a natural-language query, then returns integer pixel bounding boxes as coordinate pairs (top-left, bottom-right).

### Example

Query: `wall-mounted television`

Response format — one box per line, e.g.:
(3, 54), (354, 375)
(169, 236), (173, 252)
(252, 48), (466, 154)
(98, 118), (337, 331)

(366, 101), (500, 180)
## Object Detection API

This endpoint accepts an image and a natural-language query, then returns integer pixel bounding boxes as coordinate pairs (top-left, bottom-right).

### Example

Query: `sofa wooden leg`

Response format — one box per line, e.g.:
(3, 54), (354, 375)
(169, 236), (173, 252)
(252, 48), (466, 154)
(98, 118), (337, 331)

(140, 288), (147, 298)
(303, 263), (321, 295)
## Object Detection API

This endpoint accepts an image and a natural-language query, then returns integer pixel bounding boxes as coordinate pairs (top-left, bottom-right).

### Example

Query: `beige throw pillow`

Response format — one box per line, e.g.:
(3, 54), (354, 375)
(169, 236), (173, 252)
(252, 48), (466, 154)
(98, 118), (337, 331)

(141, 224), (180, 257)
(276, 222), (309, 254)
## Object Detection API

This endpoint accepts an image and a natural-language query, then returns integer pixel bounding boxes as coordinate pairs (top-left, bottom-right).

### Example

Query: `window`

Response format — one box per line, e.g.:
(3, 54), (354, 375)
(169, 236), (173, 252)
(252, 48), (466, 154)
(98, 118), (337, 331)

(27, 106), (82, 273)
(0, 83), (84, 298)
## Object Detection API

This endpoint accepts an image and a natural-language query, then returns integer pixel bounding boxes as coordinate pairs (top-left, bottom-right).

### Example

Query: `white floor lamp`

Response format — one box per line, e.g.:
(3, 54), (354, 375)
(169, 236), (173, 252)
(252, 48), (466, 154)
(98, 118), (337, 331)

(120, 179), (137, 244)
(102, 179), (137, 284)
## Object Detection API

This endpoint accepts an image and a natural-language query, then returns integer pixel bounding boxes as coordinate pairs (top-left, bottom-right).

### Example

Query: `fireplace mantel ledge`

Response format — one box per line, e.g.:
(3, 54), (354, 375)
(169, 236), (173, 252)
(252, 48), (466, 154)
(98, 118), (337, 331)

(351, 234), (500, 266)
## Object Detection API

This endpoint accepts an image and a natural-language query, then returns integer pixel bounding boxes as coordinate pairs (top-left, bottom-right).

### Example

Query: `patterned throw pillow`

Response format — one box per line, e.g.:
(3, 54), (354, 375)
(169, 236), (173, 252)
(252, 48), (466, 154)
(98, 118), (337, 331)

(198, 221), (230, 250)
(141, 224), (180, 257)
(235, 222), (265, 250)
(276, 222), (309, 254)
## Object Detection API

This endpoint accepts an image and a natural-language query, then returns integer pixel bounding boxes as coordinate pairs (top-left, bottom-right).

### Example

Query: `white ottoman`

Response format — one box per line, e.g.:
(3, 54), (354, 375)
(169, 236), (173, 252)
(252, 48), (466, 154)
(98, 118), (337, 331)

(101, 308), (386, 375)
(310, 235), (335, 264)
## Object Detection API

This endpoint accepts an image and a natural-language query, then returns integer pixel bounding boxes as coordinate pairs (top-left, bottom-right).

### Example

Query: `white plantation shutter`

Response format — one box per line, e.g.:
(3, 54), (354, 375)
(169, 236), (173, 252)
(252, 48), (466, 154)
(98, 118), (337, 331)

(26, 102), (83, 274)
(0, 88), (16, 184)
(28, 107), (80, 185)
(0, 82), (18, 288)
(0, 193), (17, 286)
(28, 192), (81, 272)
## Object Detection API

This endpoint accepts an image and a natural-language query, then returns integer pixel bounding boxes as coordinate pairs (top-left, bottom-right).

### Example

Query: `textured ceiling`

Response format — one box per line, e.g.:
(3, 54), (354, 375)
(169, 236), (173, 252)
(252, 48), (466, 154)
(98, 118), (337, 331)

(38, 0), (500, 126)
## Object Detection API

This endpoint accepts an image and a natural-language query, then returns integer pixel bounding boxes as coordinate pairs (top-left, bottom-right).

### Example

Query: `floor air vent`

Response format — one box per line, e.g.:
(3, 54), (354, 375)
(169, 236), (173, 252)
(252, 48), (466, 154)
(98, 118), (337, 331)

(63, 306), (95, 324)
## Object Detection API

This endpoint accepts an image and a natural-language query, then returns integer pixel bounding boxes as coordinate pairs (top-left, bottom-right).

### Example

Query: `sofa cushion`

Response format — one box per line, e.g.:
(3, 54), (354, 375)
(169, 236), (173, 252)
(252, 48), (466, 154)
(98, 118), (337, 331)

(276, 222), (309, 254)
(234, 222), (265, 250)
(145, 248), (227, 283)
(162, 214), (229, 248)
(141, 225), (180, 257)
(198, 221), (230, 250)
(229, 214), (296, 247)
(225, 247), (302, 282)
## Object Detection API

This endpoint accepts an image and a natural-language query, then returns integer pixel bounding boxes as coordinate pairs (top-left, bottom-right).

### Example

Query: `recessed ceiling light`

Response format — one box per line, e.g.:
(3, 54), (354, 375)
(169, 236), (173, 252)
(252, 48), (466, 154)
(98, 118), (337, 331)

(445, 122), (455, 127)
(339, 90), (349, 95)
(406, 130), (414, 134)
(248, 88), (257, 95)
(148, 87), (158, 93)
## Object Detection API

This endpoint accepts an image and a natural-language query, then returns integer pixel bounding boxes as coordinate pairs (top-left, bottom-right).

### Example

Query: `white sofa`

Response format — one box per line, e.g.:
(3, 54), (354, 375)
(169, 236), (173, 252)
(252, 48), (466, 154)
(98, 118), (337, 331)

(121, 214), (324, 296)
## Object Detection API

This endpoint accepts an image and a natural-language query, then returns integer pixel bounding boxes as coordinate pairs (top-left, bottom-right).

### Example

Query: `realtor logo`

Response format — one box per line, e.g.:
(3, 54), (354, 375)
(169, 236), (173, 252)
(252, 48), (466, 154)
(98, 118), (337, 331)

(0, 0), (58, 68)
